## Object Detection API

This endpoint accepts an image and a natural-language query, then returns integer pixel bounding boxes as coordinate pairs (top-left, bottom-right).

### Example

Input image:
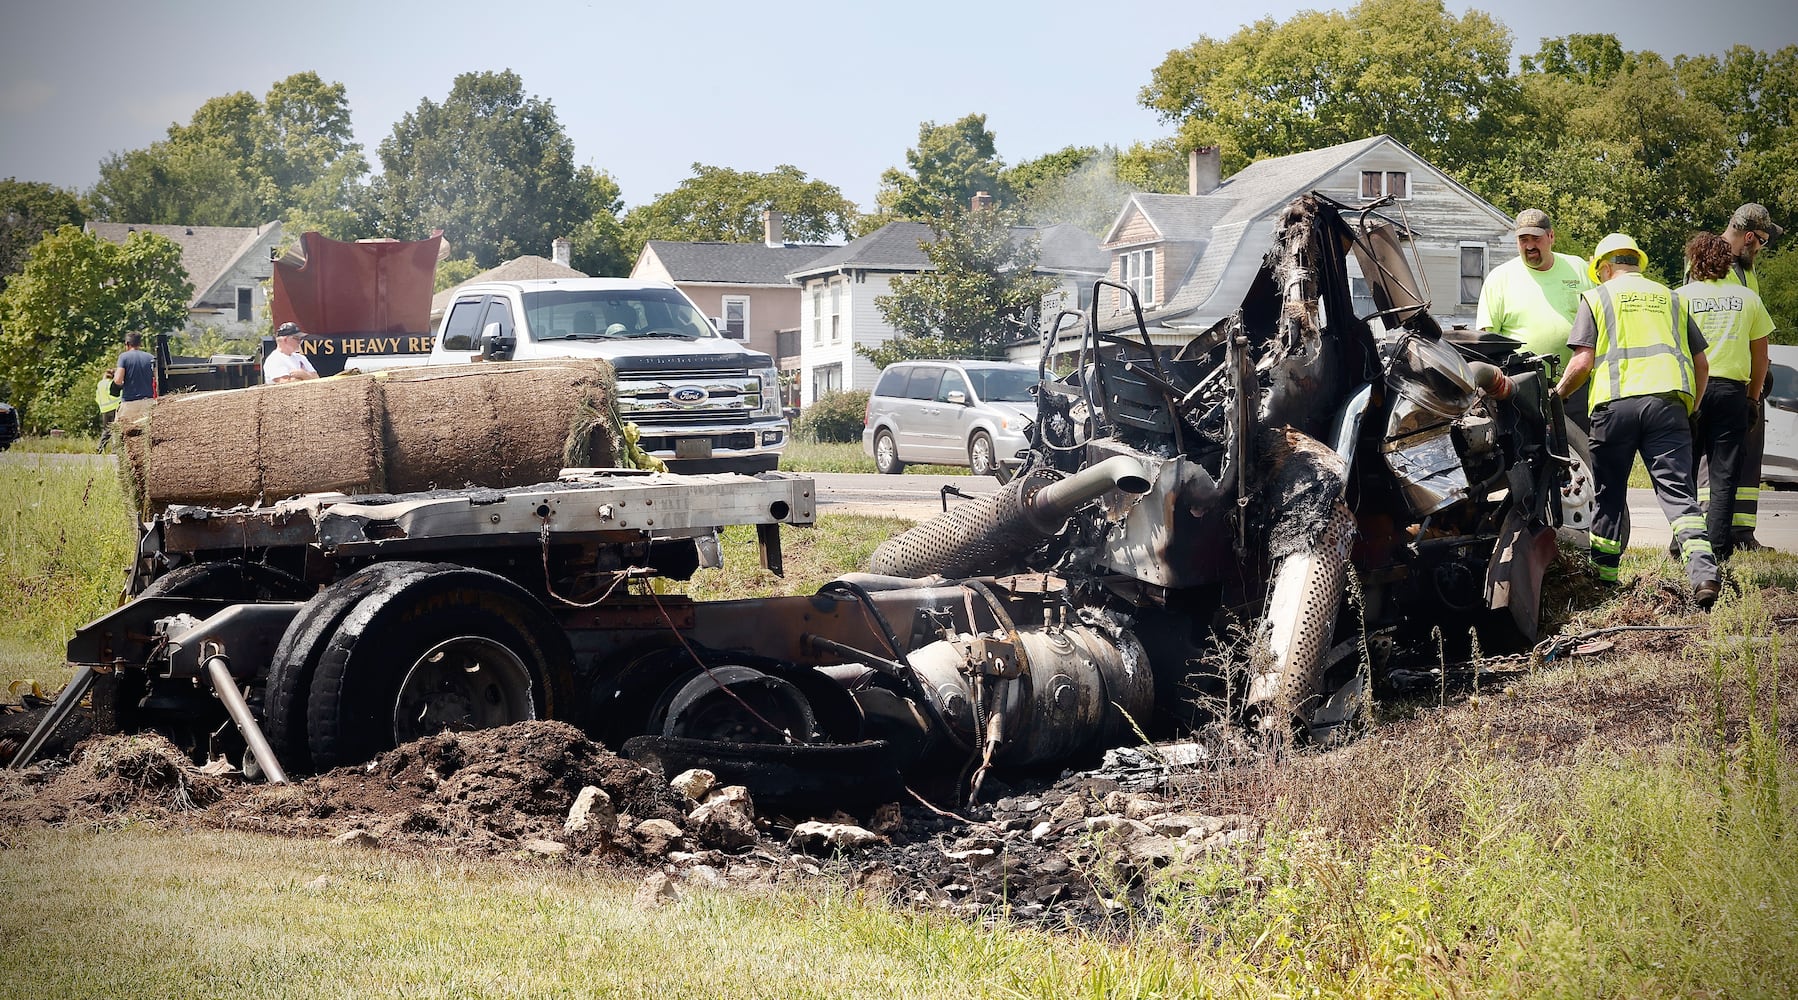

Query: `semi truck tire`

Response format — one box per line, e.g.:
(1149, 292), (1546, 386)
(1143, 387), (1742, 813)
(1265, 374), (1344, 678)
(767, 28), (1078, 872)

(263, 562), (429, 773)
(304, 565), (573, 771)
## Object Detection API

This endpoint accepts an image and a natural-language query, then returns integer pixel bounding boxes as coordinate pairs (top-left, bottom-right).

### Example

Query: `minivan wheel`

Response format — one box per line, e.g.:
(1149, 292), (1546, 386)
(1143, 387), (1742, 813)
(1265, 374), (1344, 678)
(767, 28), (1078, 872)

(969, 431), (1006, 481)
(874, 430), (905, 475)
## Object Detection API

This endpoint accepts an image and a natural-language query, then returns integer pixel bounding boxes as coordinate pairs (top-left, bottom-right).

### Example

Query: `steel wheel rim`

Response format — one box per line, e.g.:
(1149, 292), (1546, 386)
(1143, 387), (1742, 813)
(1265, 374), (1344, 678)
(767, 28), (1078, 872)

(392, 635), (537, 743)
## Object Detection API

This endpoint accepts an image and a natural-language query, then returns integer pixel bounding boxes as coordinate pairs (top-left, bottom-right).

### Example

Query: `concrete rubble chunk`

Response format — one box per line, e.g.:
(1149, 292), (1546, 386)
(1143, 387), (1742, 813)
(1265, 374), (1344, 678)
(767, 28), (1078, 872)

(682, 864), (726, 888)
(703, 784), (754, 809)
(634, 818), (685, 856)
(1049, 797), (1088, 822)
(669, 768), (716, 802)
(565, 785), (616, 836)
(1123, 834), (1183, 870)
(788, 821), (888, 855)
(1154, 814), (1226, 839)
(1082, 815), (1152, 838)
(521, 837), (567, 857)
(331, 829), (378, 849)
(1122, 796), (1172, 820)
(634, 871), (680, 909)
(687, 795), (757, 852)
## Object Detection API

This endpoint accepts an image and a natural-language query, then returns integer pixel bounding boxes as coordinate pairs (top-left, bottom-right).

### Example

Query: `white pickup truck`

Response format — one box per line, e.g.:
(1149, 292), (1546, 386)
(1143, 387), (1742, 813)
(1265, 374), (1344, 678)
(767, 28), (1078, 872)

(350, 278), (788, 473)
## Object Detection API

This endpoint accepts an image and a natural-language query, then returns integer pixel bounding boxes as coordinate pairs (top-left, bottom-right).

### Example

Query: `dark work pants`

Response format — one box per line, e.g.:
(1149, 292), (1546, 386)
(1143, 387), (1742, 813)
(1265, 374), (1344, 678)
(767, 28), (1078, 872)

(1589, 395), (1718, 590)
(1694, 379), (1752, 559)
(1700, 388), (1766, 546)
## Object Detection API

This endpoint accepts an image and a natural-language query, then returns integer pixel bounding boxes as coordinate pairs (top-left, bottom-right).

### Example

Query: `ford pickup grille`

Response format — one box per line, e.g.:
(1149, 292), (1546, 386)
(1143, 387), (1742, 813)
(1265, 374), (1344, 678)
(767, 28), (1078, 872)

(615, 373), (762, 424)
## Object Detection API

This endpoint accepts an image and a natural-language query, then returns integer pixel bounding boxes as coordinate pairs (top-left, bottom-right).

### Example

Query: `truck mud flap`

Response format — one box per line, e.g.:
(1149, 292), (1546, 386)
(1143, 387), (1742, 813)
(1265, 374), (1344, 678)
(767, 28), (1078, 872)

(622, 735), (902, 811)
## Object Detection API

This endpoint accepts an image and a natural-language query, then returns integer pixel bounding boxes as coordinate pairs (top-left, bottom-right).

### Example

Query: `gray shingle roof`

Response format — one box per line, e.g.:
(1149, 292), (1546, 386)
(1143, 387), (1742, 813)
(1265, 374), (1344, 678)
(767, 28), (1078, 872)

(643, 241), (835, 285)
(788, 220), (1106, 282)
(86, 221), (278, 309)
(1109, 194), (1237, 243)
(1099, 135), (1394, 331)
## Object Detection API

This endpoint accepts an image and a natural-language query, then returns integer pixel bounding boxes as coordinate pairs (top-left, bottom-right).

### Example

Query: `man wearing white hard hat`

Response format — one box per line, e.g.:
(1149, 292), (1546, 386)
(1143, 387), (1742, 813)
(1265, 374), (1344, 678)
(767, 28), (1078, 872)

(1555, 233), (1721, 609)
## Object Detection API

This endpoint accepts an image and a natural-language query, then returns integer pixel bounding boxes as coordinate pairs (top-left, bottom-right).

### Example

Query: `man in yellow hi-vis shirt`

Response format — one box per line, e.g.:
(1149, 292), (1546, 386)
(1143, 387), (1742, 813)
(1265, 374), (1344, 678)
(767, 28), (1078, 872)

(1476, 208), (1594, 426)
(1555, 233), (1721, 608)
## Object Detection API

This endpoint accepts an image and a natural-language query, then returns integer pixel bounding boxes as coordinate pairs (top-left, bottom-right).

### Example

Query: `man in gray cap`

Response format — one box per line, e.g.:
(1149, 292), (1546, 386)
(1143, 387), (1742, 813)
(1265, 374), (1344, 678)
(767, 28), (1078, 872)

(1705, 203), (1785, 551)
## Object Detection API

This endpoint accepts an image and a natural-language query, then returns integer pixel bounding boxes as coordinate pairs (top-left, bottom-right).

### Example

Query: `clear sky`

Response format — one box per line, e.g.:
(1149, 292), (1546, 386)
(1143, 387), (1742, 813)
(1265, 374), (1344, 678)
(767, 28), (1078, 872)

(1, 0), (1793, 214)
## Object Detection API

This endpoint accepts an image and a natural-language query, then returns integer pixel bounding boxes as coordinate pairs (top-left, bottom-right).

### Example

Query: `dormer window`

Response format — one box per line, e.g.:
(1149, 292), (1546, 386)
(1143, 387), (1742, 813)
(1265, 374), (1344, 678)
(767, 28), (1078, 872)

(1121, 248), (1155, 309)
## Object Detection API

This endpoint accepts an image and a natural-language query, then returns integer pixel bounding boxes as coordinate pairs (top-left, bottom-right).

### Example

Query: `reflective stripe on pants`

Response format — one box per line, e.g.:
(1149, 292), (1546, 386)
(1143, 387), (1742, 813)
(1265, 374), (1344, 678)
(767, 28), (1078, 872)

(1589, 395), (1719, 590)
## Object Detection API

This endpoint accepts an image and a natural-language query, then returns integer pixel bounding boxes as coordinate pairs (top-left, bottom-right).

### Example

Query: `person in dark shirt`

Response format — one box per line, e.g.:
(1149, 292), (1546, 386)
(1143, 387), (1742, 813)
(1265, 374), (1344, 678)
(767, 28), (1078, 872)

(112, 331), (156, 425)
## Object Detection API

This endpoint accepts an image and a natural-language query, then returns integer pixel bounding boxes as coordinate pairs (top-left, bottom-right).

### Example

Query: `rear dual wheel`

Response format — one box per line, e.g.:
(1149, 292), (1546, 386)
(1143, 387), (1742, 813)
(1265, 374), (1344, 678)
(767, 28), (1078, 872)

(264, 562), (571, 772)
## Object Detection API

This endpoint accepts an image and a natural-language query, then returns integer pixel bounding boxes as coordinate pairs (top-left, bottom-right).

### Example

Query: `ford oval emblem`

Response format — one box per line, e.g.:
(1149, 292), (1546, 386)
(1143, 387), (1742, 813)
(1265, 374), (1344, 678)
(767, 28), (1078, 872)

(670, 385), (709, 406)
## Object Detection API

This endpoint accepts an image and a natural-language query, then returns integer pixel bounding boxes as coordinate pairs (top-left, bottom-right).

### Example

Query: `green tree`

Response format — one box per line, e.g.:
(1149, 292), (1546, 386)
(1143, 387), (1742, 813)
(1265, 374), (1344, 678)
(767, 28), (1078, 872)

(0, 226), (190, 430)
(621, 163), (857, 264)
(569, 168), (629, 277)
(1139, 0), (1517, 174)
(1476, 39), (1730, 276)
(864, 207), (1055, 368)
(373, 70), (591, 268)
(874, 114), (1009, 224)
(88, 73), (367, 234)
(1, 179), (86, 292)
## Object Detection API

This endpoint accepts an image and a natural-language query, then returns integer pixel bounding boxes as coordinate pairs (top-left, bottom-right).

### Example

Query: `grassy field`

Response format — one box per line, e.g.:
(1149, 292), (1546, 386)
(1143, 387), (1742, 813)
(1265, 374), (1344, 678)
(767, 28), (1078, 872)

(1, 458), (1793, 998)
(0, 455), (136, 685)
(778, 438), (972, 478)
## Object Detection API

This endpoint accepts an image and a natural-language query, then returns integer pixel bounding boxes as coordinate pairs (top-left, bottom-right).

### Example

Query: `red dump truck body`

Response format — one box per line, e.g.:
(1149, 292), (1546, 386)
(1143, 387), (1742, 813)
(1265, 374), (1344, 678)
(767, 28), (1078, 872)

(269, 232), (442, 377)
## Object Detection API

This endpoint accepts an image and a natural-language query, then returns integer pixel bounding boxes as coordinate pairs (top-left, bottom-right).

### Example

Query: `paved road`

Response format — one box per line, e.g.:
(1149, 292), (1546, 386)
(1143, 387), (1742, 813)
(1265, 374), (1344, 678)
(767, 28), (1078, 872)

(810, 471), (1798, 554)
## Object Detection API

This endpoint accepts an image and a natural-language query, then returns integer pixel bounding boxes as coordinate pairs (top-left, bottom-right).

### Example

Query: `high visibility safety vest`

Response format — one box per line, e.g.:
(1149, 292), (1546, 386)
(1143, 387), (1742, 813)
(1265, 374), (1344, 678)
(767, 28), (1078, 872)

(1584, 272), (1697, 413)
(95, 374), (121, 415)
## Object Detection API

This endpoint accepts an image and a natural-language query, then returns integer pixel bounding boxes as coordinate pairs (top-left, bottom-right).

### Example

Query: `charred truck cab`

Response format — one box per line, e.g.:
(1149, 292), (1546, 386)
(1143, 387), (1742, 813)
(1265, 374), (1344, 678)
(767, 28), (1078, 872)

(14, 194), (1574, 806)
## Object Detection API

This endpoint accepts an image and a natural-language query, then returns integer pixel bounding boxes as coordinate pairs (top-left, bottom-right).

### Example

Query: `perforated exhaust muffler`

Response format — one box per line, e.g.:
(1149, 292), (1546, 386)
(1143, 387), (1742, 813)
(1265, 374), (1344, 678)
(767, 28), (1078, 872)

(868, 456), (1150, 579)
(1248, 500), (1356, 734)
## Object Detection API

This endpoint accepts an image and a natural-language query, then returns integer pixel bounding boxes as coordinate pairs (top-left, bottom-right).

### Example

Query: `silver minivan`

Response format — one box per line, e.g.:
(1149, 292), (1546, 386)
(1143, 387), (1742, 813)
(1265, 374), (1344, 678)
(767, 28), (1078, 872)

(1764, 344), (1798, 485)
(861, 360), (1038, 482)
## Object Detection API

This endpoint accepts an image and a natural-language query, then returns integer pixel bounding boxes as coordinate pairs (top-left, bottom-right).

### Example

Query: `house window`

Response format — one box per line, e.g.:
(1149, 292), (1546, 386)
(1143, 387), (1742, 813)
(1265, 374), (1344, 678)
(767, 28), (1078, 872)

(1360, 170), (1411, 200)
(1120, 248), (1155, 308)
(721, 296), (749, 340)
(1346, 258), (1376, 320)
(236, 287), (254, 322)
(811, 285), (824, 344)
(830, 281), (843, 342)
(1459, 242), (1487, 305)
(813, 363), (842, 401)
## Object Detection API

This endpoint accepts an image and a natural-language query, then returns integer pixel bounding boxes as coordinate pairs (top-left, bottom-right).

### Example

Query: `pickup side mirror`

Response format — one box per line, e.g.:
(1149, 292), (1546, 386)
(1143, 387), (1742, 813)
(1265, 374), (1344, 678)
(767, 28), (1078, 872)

(479, 321), (516, 362)
(944, 390), (968, 406)
(1767, 396), (1798, 414)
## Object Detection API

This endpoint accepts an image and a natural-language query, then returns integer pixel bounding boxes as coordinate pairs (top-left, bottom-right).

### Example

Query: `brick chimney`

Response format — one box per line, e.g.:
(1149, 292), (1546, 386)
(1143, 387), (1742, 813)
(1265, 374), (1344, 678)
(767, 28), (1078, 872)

(970, 191), (994, 211)
(1188, 146), (1221, 196)
(763, 209), (784, 248)
(551, 236), (572, 268)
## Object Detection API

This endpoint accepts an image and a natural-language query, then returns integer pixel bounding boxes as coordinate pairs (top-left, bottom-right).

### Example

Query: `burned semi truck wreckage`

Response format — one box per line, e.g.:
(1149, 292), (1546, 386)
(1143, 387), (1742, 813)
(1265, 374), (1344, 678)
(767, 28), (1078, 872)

(12, 194), (1573, 806)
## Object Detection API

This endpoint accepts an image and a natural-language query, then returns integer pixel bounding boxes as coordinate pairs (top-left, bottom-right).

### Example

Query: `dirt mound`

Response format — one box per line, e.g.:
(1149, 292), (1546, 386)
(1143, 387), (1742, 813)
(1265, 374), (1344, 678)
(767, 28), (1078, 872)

(215, 722), (686, 856)
(0, 733), (225, 828)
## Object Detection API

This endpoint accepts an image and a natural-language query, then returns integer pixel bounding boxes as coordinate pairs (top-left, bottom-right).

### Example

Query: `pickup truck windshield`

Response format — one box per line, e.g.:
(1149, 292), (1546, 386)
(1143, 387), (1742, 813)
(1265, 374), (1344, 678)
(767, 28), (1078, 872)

(528, 288), (719, 342)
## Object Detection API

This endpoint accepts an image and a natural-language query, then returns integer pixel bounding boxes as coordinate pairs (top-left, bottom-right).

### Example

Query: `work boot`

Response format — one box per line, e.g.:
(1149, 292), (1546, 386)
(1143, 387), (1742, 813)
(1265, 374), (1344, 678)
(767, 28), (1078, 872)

(1694, 579), (1721, 611)
(1733, 533), (1771, 553)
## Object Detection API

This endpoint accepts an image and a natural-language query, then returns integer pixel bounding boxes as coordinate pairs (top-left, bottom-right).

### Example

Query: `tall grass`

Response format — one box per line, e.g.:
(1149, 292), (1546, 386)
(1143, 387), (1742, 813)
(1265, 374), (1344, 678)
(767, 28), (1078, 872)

(0, 457), (136, 687)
